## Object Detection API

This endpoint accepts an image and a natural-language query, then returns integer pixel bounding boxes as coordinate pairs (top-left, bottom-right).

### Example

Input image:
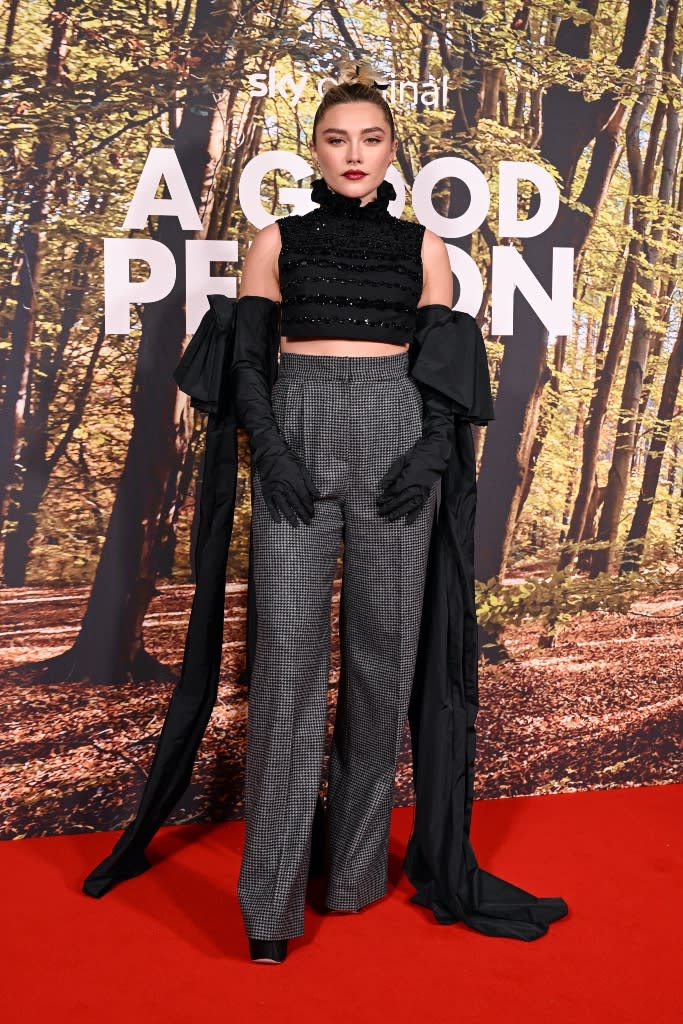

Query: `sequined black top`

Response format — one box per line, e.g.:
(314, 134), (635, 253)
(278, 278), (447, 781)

(277, 177), (426, 345)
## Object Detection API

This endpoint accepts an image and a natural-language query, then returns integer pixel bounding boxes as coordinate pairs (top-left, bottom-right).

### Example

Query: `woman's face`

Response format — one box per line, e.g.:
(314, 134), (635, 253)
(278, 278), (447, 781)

(310, 101), (397, 205)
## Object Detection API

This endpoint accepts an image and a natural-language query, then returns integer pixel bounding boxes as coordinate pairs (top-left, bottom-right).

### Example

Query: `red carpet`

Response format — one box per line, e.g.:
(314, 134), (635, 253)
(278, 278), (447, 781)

(2, 784), (680, 1023)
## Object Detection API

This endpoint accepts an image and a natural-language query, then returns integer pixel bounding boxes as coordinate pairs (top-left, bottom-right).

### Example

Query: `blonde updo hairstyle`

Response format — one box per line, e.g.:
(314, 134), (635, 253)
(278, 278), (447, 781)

(312, 58), (396, 145)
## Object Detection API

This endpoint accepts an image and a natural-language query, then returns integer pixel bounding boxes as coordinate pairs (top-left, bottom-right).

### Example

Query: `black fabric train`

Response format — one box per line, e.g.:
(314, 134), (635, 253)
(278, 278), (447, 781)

(82, 183), (569, 940)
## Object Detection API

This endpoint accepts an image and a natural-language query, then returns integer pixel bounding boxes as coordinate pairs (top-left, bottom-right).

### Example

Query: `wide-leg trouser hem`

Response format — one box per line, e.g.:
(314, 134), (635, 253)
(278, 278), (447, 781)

(324, 862), (390, 912)
(245, 922), (305, 941)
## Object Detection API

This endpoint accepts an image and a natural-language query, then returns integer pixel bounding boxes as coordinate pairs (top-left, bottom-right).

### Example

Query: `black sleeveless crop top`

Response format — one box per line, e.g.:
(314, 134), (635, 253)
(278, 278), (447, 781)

(277, 177), (426, 345)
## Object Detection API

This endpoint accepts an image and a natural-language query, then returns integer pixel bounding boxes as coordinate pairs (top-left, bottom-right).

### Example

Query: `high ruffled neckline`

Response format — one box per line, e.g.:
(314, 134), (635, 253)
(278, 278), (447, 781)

(310, 176), (396, 219)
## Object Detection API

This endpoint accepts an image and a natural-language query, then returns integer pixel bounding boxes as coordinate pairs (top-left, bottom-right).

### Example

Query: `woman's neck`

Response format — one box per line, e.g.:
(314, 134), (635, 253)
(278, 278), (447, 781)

(310, 176), (396, 220)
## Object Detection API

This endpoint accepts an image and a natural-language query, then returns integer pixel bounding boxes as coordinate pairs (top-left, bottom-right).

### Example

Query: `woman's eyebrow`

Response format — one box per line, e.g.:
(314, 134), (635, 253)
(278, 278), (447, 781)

(320, 126), (386, 135)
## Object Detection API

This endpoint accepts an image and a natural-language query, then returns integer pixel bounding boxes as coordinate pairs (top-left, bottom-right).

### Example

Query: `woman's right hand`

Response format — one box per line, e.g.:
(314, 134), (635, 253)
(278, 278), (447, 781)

(255, 448), (321, 527)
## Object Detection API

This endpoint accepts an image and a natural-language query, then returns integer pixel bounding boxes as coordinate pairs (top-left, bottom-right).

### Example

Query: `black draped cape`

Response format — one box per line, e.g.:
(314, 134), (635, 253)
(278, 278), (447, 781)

(82, 295), (568, 940)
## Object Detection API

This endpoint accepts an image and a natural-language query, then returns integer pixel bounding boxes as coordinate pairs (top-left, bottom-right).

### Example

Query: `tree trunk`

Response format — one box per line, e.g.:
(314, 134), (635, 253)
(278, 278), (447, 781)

(3, 0), (21, 49)
(576, 480), (607, 572)
(632, 109), (683, 465)
(558, 5), (668, 572)
(591, 0), (679, 575)
(515, 331), (569, 522)
(631, 280), (667, 469)
(475, 0), (654, 582)
(0, 0), (69, 540)
(515, 364), (554, 520)
(557, 299), (611, 568)
(620, 313), (683, 571)
(154, 407), (203, 579)
(2, 240), (100, 584)
(32, 0), (244, 684)
(559, 251), (638, 570)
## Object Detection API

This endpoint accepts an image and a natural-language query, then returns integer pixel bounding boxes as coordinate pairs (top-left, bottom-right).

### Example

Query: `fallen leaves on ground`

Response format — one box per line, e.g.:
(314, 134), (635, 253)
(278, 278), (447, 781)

(0, 582), (681, 839)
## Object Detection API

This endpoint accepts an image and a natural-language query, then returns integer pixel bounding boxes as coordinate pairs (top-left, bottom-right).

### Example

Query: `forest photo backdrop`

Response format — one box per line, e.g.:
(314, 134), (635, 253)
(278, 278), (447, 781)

(1, 0), (681, 839)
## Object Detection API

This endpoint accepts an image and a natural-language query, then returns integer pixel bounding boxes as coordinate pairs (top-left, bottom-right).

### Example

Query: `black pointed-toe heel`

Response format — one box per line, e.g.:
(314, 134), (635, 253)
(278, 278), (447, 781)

(248, 938), (288, 964)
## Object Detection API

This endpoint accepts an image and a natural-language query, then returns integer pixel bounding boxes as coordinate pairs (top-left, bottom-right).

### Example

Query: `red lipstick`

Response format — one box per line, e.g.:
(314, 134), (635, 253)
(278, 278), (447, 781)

(342, 171), (367, 179)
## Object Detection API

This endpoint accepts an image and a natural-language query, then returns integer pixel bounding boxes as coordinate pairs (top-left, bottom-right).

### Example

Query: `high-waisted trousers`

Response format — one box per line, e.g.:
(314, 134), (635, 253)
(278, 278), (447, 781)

(237, 350), (437, 940)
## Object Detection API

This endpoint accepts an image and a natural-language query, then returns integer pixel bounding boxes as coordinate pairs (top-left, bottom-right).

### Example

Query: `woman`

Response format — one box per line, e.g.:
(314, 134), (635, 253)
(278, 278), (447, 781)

(83, 63), (568, 963)
(233, 76), (455, 962)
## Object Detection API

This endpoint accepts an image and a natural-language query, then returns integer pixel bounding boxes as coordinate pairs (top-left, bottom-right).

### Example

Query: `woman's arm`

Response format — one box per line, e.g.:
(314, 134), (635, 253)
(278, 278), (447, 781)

(376, 230), (456, 523)
(417, 229), (453, 309)
(231, 222), (318, 525)
(239, 222), (282, 301)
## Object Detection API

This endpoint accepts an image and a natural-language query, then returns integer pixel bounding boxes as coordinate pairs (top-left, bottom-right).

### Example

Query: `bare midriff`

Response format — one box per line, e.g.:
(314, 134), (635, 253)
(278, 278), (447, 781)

(280, 335), (409, 356)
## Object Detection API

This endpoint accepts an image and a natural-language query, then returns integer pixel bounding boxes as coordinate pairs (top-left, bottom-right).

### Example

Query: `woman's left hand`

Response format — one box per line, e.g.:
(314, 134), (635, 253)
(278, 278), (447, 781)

(376, 382), (454, 524)
(376, 445), (441, 524)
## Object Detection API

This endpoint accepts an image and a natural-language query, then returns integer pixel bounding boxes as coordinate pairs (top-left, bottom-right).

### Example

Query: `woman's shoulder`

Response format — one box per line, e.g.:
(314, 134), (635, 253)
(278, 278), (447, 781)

(248, 221), (283, 259)
(420, 226), (446, 257)
(418, 229), (452, 304)
(240, 223), (282, 298)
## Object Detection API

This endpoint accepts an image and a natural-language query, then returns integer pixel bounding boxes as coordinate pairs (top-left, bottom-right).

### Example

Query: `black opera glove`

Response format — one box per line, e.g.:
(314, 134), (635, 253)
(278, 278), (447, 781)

(254, 442), (321, 528)
(376, 304), (496, 525)
(376, 382), (454, 525)
(231, 296), (321, 527)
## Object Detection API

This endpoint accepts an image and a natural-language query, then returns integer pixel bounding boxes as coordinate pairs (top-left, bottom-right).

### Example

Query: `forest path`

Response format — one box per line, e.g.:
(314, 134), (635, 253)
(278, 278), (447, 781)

(0, 582), (680, 839)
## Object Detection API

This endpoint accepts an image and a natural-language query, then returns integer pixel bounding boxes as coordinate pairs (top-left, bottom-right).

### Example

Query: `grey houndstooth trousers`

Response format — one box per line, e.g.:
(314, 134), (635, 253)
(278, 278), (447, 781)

(237, 350), (437, 940)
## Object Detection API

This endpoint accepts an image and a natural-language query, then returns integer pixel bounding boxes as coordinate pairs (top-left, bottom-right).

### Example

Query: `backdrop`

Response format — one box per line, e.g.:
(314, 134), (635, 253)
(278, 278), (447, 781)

(1, 0), (681, 840)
